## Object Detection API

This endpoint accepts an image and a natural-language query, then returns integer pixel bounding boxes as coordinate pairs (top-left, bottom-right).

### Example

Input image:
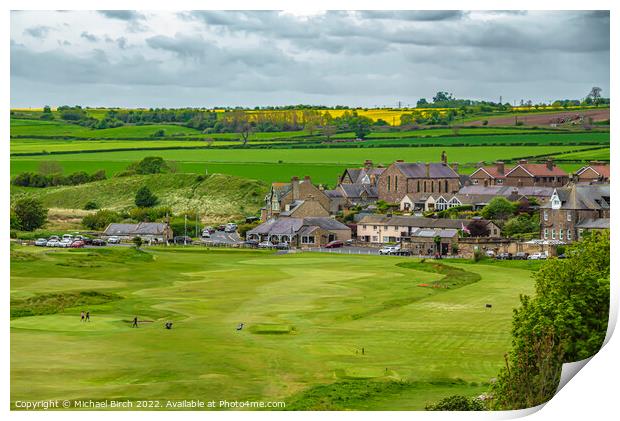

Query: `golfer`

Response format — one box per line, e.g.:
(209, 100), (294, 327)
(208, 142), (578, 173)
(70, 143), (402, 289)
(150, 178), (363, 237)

(80, 311), (85, 322)
(132, 316), (139, 328)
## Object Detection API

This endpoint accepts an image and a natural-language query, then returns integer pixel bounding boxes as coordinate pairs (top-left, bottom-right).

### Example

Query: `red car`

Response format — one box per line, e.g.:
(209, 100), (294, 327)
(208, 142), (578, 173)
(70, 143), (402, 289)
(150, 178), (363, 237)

(70, 240), (85, 248)
(324, 240), (344, 249)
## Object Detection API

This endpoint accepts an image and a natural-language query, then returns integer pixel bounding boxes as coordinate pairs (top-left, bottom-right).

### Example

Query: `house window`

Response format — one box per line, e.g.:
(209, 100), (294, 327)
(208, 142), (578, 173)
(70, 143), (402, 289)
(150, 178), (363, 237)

(559, 229), (563, 240)
(567, 229), (572, 241)
(567, 213), (572, 221)
(372, 236), (378, 242)
(362, 225), (367, 229)
(373, 225), (378, 230)
(544, 228), (548, 239)
(431, 182), (434, 193)
(543, 210), (548, 221)
(551, 229), (556, 239)
(497, 179), (503, 184)
(301, 236), (315, 244)
(382, 236), (389, 242)
(578, 229), (584, 238)
(394, 176), (398, 190)
(473, 179), (479, 185)
(387, 176), (391, 191)
(417, 180), (421, 192)
(445, 180), (448, 192)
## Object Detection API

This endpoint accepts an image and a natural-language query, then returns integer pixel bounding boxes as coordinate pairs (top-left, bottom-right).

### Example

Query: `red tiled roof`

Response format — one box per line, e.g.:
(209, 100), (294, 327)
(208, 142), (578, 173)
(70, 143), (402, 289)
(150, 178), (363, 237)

(505, 164), (568, 177)
(577, 165), (610, 178)
(472, 166), (512, 179)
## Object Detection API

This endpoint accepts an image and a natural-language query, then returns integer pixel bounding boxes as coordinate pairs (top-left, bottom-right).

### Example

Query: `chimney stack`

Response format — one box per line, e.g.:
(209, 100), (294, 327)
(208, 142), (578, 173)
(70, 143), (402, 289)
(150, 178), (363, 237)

(396, 159), (404, 163)
(546, 159), (554, 171)
(425, 162), (430, 177)
(518, 159), (528, 165)
(496, 161), (505, 175)
(364, 160), (373, 169)
(291, 176), (300, 200)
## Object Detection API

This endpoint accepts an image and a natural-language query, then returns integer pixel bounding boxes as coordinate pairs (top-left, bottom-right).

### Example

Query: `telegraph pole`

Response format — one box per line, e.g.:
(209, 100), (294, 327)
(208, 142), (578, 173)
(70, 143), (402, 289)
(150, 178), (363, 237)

(184, 214), (188, 245)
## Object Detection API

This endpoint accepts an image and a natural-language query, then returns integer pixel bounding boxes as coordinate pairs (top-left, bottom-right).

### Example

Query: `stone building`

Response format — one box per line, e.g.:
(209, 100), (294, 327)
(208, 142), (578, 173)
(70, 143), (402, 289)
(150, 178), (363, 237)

(575, 162), (610, 183)
(261, 176), (331, 221)
(470, 159), (569, 188)
(247, 217), (351, 248)
(540, 184), (610, 242)
(377, 161), (460, 205)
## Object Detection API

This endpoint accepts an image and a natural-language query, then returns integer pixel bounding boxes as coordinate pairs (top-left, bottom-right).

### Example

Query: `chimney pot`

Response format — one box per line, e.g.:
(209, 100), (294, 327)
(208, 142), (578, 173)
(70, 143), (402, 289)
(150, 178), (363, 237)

(496, 161), (505, 175)
(519, 159), (528, 165)
(425, 162), (430, 177)
(546, 159), (554, 171)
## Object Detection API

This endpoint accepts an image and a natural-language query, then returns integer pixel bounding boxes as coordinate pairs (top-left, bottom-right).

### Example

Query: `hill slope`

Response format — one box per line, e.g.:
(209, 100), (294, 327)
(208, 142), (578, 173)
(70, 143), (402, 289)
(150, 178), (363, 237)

(10, 173), (268, 222)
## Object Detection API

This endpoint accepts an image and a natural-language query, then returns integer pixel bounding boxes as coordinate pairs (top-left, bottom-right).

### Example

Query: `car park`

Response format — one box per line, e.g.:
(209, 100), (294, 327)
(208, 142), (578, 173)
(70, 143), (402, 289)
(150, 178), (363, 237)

(58, 239), (72, 248)
(34, 238), (48, 247)
(258, 240), (274, 248)
(324, 240), (344, 249)
(107, 236), (121, 244)
(527, 252), (547, 260)
(379, 245), (401, 255)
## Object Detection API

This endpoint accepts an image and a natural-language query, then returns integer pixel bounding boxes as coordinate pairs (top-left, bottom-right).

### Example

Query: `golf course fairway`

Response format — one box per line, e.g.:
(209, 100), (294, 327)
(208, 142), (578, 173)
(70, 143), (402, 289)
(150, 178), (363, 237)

(10, 245), (536, 410)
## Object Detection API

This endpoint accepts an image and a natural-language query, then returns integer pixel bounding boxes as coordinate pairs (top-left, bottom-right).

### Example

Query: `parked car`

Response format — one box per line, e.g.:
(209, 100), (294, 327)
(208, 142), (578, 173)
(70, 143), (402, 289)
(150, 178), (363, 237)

(46, 239), (59, 247)
(48, 235), (60, 242)
(203, 226), (215, 234)
(62, 234), (74, 242)
(485, 250), (496, 257)
(91, 239), (106, 246)
(557, 254), (567, 259)
(496, 252), (512, 260)
(244, 239), (259, 247)
(34, 238), (48, 247)
(345, 239), (354, 246)
(82, 237), (93, 245)
(258, 240), (274, 248)
(201, 230), (211, 238)
(275, 242), (289, 250)
(216, 225), (227, 231)
(391, 249), (412, 256)
(58, 239), (72, 248)
(70, 240), (85, 248)
(108, 236), (121, 244)
(325, 240), (344, 249)
(513, 252), (529, 260)
(225, 223), (238, 233)
(527, 252), (547, 260)
(173, 236), (192, 245)
(379, 245), (401, 255)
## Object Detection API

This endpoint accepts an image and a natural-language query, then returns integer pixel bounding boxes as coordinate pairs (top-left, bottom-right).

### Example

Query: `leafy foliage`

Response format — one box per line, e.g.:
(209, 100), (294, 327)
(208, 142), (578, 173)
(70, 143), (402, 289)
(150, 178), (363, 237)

(12, 197), (48, 231)
(480, 197), (517, 221)
(425, 395), (485, 411)
(82, 209), (122, 230)
(489, 231), (610, 409)
(134, 186), (158, 208)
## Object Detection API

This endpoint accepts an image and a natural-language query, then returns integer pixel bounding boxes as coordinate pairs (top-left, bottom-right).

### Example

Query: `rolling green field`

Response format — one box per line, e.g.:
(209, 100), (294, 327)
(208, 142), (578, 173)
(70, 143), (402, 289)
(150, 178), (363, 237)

(10, 173), (267, 220)
(549, 147), (611, 161)
(10, 246), (536, 410)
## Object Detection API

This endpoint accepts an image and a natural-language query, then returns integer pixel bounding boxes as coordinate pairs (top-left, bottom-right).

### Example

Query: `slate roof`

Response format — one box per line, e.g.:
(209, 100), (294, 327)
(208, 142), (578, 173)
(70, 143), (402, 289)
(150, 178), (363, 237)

(394, 162), (459, 178)
(410, 228), (458, 238)
(358, 215), (494, 230)
(339, 183), (378, 198)
(104, 222), (169, 236)
(575, 218), (610, 229)
(544, 184), (610, 210)
(458, 185), (555, 197)
(248, 217), (350, 236)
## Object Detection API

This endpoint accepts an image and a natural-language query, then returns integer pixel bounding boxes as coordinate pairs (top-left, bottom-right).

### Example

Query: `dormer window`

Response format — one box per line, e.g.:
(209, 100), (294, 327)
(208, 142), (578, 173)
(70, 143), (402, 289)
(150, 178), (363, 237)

(567, 213), (572, 222)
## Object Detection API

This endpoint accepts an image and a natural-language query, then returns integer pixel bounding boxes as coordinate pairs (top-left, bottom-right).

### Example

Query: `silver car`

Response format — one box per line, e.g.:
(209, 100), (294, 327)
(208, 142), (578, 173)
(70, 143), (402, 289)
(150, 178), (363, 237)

(34, 238), (48, 246)
(46, 239), (59, 247)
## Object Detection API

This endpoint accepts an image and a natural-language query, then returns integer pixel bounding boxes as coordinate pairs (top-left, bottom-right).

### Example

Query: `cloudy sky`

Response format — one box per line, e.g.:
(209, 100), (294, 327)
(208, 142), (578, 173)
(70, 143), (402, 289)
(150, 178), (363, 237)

(10, 10), (610, 108)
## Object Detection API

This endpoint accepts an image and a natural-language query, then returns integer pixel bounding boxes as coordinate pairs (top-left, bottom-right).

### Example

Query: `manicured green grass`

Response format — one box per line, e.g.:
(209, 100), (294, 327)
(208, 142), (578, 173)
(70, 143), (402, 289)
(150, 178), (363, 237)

(10, 247), (535, 410)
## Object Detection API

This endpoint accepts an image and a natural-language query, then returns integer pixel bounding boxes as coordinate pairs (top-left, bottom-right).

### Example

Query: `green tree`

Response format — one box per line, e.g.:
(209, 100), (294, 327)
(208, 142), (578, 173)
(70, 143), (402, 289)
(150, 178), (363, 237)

(503, 214), (539, 237)
(12, 198), (48, 231)
(480, 197), (517, 221)
(132, 236), (143, 249)
(135, 186), (158, 208)
(82, 209), (122, 230)
(131, 156), (169, 175)
(490, 231), (610, 409)
(83, 201), (99, 210)
(43, 105), (52, 113)
(350, 116), (372, 139)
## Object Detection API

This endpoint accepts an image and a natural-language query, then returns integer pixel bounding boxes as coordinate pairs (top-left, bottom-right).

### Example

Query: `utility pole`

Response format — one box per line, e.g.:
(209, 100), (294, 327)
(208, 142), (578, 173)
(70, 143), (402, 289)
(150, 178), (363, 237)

(499, 95), (502, 105)
(184, 214), (188, 245)
(195, 212), (199, 238)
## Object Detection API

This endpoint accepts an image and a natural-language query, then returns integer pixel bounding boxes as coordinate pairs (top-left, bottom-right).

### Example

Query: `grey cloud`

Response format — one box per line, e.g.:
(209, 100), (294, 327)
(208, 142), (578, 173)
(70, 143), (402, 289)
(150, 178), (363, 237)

(98, 10), (144, 21)
(80, 31), (99, 42)
(357, 10), (466, 21)
(24, 25), (53, 38)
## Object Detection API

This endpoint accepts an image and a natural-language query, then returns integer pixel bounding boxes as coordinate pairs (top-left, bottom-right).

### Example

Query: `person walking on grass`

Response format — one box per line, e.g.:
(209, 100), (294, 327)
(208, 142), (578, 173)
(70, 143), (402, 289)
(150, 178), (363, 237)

(132, 316), (139, 328)
(80, 311), (85, 322)
(85, 311), (90, 322)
